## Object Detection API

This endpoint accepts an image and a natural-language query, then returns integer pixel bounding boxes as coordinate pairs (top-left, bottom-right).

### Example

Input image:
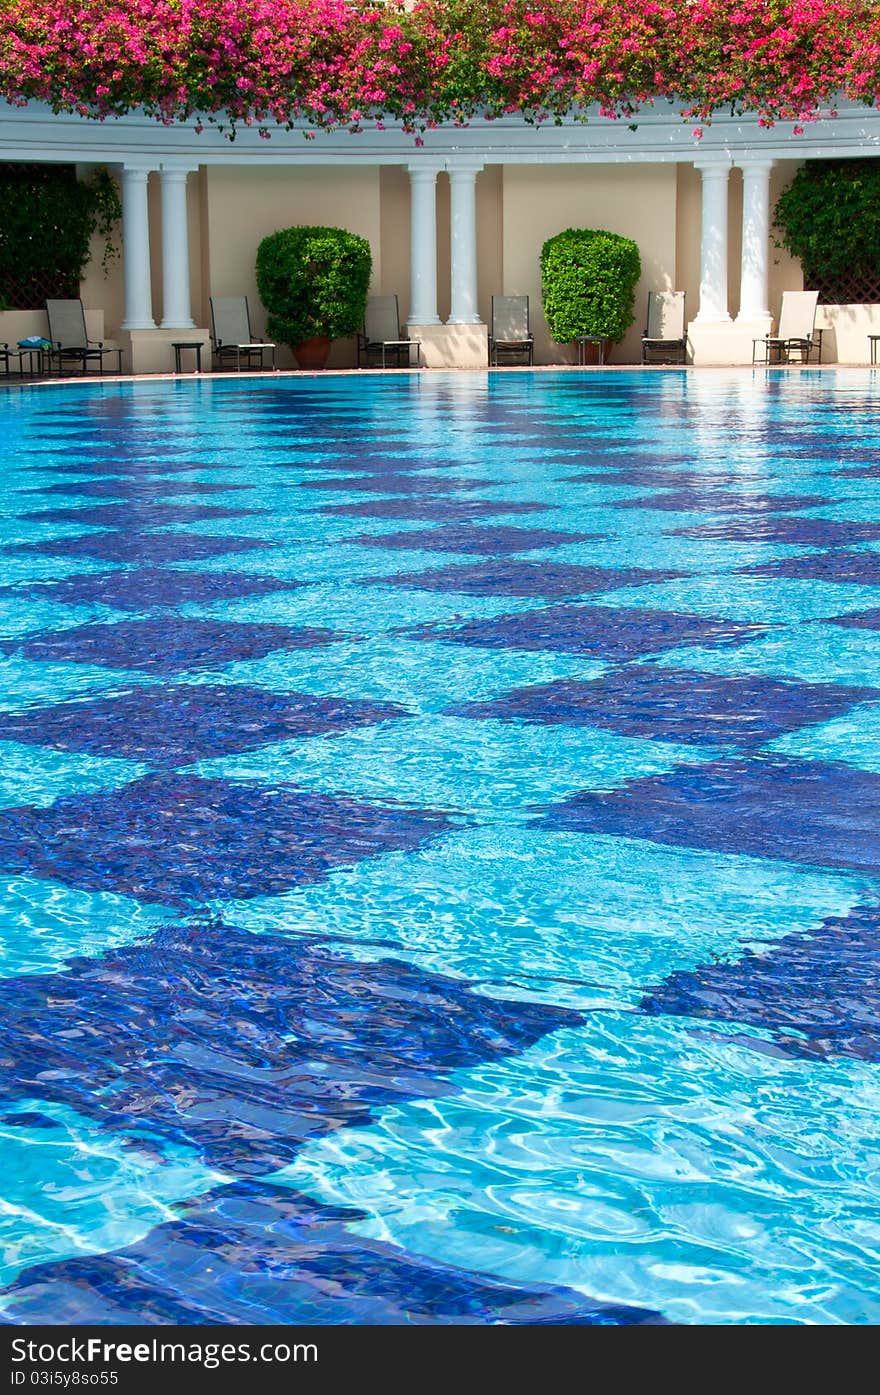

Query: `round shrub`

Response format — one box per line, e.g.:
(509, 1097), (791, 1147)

(255, 225), (372, 346)
(540, 229), (641, 344)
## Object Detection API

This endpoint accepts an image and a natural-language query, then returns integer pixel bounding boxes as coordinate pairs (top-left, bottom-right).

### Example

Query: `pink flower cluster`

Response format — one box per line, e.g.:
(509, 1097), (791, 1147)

(0, 0), (877, 134)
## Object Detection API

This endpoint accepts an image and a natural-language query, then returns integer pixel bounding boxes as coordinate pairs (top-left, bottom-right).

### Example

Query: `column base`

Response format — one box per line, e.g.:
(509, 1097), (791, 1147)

(407, 322), (488, 369)
(119, 327), (211, 375)
(688, 318), (772, 366)
(160, 319), (196, 331)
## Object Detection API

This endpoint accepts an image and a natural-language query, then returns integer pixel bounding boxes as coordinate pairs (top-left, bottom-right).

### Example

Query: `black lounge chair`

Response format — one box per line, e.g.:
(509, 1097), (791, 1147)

(209, 296), (276, 371)
(358, 295), (421, 368)
(46, 299), (122, 375)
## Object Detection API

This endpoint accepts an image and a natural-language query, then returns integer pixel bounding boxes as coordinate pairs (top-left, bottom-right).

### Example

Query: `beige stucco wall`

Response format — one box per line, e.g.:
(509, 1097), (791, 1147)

(501, 163), (678, 364)
(203, 164), (382, 368)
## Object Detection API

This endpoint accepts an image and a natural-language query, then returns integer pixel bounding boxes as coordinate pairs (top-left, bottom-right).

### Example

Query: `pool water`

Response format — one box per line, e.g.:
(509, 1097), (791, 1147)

(0, 369), (879, 1325)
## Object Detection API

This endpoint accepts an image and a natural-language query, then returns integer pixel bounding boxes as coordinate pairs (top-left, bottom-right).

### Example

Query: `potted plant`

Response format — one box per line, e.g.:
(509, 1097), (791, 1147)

(255, 225), (372, 369)
(540, 229), (641, 362)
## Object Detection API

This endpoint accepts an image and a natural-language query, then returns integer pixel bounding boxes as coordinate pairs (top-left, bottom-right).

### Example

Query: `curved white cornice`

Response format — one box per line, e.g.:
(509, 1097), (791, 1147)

(2, 98), (880, 165)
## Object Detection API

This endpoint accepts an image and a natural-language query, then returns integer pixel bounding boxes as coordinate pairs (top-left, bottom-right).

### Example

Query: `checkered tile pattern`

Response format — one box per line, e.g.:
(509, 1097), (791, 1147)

(2, 375), (880, 1325)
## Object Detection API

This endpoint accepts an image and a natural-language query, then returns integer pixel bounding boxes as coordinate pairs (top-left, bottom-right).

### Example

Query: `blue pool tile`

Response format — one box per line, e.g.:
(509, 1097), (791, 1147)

(653, 621), (880, 688)
(746, 551), (880, 586)
(362, 560), (675, 599)
(11, 532), (271, 564)
(305, 473), (486, 495)
(569, 467), (770, 489)
(202, 714), (704, 816)
(10, 568), (300, 612)
(1, 617), (338, 675)
(0, 876), (173, 980)
(408, 604), (766, 659)
(0, 654), (150, 710)
(314, 498), (551, 521)
(220, 636), (607, 713)
(0, 740), (147, 809)
(0, 684), (406, 767)
(605, 573), (880, 627)
(0, 776), (451, 907)
(231, 825), (866, 1014)
(0, 923), (575, 1173)
(608, 489), (827, 515)
(674, 518), (880, 546)
(293, 454), (455, 474)
(27, 477), (251, 499)
(28, 502), (257, 528)
(34, 459), (228, 477)
(351, 524), (601, 555)
(767, 701), (880, 773)
(641, 903), (880, 1062)
(0, 1180), (665, 1326)
(454, 667), (877, 748)
(829, 607), (880, 630)
(536, 754), (880, 875)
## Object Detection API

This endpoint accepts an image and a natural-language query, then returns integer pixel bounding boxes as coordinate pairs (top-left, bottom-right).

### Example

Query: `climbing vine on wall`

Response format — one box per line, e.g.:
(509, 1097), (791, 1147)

(774, 160), (880, 303)
(0, 164), (121, 310)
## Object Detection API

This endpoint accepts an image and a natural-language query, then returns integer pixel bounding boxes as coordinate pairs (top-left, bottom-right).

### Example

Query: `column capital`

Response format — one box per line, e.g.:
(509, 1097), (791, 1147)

(159, 163), (199, 181)
(446, 157), (485, 178)
(737, 158), (776, 175)
(120, 162), (157, 179)
(693, 161), (732, 179)
(406, 161), (444, 180)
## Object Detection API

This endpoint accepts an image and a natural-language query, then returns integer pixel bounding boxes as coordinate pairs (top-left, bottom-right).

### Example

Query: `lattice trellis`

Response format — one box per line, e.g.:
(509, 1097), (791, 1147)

(0, 164), (82, 311)
(809, 271), (880, 305)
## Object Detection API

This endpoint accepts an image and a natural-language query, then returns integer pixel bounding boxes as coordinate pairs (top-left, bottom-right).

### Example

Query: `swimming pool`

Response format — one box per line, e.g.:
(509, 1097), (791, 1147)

(0, 368), (879, 1325)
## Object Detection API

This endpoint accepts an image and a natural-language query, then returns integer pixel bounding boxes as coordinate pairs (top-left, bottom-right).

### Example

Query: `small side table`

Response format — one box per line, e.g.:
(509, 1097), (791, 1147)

(870, 334), (880, 366)
(14, 346), (47, 377)
(172, 341), (203, 374)
(576, 335), (607, 365)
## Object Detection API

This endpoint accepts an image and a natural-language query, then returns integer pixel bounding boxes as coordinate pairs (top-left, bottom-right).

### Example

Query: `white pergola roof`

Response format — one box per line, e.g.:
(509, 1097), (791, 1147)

(2, 97), (880, 167)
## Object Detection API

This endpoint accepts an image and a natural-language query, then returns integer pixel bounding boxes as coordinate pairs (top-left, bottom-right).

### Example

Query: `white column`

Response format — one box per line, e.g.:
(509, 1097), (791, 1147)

(159, 165), (196, 330)
(407, 164), (441, 325)
(694, 163), (731, 322)
(120, 164), (157, 330)
(737, 160), (774, 320)
(448, 160), (483, 325)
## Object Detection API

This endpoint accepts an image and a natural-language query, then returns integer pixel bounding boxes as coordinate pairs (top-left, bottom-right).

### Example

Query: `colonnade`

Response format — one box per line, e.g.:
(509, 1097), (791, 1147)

(119, 158), (487, 339)
(117, 156), (778, 356)
(119, 163), (196, 332)
(694, 159), (775, 324)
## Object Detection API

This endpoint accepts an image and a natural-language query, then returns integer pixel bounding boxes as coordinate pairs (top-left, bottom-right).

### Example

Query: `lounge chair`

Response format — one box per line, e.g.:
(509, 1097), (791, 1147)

(641, 291), (687, 364)
(357, 295), (420, 368)
(489, 295), (534, 366)
(45, 299), (122, 375)
(752, 290), (820, 364)
(209, 297), (276, 371)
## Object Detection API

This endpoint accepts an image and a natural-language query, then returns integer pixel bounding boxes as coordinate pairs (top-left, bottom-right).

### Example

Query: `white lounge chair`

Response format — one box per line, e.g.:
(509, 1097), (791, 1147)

(209, 296), (276, 371)
(753, 291), (820, 364)
(642, 291), (687, 364)
(489, 295), (534, 365)
(357, 295), (420, 368)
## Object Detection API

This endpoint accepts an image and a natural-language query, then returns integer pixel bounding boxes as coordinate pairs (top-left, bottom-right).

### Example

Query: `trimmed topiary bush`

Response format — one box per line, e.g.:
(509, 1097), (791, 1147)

(255, 225), (372, 348)
(540, 229), (641, 344)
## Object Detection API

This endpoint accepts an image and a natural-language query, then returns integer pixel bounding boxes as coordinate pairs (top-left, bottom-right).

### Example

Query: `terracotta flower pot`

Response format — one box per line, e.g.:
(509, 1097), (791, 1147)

(575, 337), (614, 366)
(292, 336), (332, 370)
